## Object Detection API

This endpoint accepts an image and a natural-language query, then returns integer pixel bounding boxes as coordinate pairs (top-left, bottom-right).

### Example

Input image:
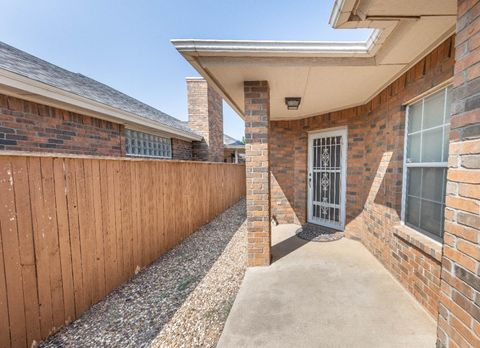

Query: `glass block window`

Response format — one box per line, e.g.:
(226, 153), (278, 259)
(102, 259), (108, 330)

(125, 129), (172, 158)
(403, 86), (452, 241)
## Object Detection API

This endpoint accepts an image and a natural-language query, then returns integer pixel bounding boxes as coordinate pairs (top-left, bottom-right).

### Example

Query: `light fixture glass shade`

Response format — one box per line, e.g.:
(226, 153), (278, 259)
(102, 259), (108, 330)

(285, 97), (301, 110)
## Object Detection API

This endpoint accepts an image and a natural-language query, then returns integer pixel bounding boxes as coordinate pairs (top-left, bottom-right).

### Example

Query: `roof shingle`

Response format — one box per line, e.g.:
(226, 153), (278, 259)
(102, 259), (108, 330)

(0, 41), (199, 138)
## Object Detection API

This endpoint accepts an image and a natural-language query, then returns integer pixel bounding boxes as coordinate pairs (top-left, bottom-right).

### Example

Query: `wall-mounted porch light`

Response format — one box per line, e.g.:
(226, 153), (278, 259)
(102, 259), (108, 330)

(285, 97), (301, 110)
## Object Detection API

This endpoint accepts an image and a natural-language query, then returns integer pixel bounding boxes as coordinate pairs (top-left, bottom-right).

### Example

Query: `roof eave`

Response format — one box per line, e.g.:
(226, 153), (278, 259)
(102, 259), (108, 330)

(171, 29), (381, 120)
(0, 68), (202, 141)
(224, 144), (245, 149)
(329, 0), (358, 28)
(171, 37), (375, 57)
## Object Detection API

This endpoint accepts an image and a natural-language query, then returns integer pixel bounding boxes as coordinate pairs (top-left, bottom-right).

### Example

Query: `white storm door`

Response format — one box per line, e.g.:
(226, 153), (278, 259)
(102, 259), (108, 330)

(307, 127), (347, 230)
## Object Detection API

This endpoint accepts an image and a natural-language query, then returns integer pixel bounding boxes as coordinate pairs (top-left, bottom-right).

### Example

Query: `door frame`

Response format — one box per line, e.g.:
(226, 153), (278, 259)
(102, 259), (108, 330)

(307, 126), (348, 230)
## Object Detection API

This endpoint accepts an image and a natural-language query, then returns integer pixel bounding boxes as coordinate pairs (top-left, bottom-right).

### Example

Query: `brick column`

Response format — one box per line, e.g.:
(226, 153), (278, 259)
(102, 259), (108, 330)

(436, 1), (480, 347)
(244, 81), (271, 266)
(187, 78), (224, 162)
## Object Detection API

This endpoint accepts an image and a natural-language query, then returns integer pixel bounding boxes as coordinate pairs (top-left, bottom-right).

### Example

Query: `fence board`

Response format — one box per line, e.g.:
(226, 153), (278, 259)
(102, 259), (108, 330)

(53, 158), (76, 324)
(0, 221), (11, 348)
(28, 157), (55, 338)
(0, 159), (27, 347)
(82, 159), (97, 307)
(40, 157), (65, 330)
(12, 157), (42, 345)
(105, 160), (118, 292)
(91, 160), (106, 303)
(0, 154), (245, 348)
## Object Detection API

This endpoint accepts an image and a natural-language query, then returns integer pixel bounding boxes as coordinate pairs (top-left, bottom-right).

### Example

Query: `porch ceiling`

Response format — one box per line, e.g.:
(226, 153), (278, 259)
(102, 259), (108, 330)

(172, 0), (456, 121)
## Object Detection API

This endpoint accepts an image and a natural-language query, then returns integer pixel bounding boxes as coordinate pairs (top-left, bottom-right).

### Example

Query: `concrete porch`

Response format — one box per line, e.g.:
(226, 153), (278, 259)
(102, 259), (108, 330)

(218, 225), (437, 348)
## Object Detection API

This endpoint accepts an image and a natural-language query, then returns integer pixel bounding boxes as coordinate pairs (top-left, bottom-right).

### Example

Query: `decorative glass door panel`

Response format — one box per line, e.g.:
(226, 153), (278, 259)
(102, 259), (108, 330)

(308, 128), (347, 230)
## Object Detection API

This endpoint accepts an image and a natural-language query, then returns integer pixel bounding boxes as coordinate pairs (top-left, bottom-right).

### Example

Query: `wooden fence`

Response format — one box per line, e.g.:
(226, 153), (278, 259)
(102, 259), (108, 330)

(0, 153), (245, 348)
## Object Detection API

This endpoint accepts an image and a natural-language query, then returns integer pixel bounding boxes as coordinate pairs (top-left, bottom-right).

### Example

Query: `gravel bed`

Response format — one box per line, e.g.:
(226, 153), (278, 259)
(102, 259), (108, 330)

(39, 199), (247, 348)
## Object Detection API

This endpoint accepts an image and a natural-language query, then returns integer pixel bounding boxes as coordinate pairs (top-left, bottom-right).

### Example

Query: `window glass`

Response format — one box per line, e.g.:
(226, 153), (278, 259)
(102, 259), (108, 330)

(408, 102), (423, 133)
(423, 89), (445, 129)
(420, 200), (443, 236)
(407, 168), (422, 197)
(406, 196), (421, 228)
(421, 127), (443, 162)
(421, 168), (445, 202)
(404, 86), (451, 241)
(125, 129), (172, 158)
(443, 125), (450, 162)
(406, 133), (421, 163)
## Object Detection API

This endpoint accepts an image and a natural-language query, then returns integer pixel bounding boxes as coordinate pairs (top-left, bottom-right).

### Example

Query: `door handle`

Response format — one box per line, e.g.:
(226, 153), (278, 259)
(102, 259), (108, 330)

(308, 173), (312, 188)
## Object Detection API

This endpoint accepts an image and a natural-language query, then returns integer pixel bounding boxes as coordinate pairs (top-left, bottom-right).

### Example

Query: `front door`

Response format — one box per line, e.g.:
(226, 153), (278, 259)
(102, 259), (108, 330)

(307, 127), (347, 230)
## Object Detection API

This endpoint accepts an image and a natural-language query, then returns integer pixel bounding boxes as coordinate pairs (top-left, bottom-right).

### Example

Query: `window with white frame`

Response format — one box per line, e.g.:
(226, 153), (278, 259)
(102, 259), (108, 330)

(402, 86), (452, 241)
(125, 129), (172, 158)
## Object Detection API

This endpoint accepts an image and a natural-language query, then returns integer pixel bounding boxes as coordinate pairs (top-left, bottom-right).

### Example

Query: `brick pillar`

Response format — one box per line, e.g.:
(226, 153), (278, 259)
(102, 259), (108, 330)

(436, 1), (480, 347)
(244, 81), (271, 266)
(187, 78), (224, 162)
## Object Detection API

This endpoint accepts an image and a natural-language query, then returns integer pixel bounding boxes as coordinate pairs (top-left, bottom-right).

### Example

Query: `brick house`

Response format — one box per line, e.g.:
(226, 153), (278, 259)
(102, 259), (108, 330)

(224, 134), (245, 163)
(174, 0), (480, 346)
(0, 42), (234, 162)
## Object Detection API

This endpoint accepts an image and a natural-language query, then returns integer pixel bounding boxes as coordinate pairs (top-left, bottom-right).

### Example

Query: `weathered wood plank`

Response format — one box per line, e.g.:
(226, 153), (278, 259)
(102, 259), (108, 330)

(112, 160), (124, 284)
(0, 158), (27, 347)
(104, 160), (118, 291)
(52, 158), (75, 325)
(75, 159), (94, 309)
(11, 157), (42, 346)
(82, 159), (97, 306)
(0, 153), (245, 347)
(130, 161), (141, 271)
(121, 160), (133, 275)
(27, 157), (54, 338)
(0, 220), (11, 348)
(91, 160), (106, 303)
(40, 157), (65, 331)
(64, 158), (85, 316)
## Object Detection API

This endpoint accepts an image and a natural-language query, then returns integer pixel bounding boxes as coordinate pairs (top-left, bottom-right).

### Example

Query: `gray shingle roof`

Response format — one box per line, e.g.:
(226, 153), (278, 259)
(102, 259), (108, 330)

(224, 134), (244, 146)
(0, 41), (200, 138)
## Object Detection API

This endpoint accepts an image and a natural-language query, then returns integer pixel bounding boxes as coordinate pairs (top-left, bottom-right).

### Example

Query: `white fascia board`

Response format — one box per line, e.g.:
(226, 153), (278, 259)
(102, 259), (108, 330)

(171, 37), (376, 57)
(329, 0), (356, 28)
(0, 69), (202, 142)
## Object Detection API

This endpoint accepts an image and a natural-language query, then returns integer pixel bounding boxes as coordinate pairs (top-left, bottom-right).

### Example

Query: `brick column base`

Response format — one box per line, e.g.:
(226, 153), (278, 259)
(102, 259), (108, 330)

(244, 81), (271, 266)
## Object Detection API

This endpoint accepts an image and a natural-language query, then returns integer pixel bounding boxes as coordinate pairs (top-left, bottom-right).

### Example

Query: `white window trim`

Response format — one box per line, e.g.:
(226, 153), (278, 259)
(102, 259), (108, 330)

(400, 85), (452, 242)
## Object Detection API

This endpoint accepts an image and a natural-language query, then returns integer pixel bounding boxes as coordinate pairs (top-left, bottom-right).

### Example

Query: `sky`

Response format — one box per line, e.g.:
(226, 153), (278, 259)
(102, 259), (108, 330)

(0, 0), (371, 140)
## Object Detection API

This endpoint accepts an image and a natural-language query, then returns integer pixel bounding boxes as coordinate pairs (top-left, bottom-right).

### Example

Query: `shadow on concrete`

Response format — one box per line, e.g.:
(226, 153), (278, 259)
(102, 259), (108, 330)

(271, 230), (309, 263)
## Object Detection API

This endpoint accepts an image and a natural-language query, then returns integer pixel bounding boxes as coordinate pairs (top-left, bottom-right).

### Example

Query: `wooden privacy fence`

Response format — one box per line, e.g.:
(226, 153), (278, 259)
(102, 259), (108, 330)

(0, 153), (245, 348)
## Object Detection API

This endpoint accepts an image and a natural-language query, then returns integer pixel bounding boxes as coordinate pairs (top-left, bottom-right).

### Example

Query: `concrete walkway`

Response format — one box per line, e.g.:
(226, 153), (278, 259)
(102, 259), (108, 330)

(218, 224), (437, 348)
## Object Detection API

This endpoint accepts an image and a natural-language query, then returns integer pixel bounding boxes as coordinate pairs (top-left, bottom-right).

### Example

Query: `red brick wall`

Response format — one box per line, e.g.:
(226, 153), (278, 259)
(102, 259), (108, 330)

(270, 36), (455, 317)
(0, 93), (198, 160)
(187, 78), (224, 162)
(245, 81), (271, 266)
(437, 1), (480, 346)
(172, 138), (193, 160)
(0, 94), (124, 156)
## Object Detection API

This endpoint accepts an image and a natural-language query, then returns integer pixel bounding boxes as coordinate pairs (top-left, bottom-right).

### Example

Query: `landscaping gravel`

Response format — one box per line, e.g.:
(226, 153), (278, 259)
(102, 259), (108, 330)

(39, 199), (247, 348)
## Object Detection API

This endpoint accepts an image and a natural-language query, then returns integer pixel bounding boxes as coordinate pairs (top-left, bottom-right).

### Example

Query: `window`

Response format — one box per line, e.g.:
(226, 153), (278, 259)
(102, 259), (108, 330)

(125, 129), (172, 158)
(402, 86), (452, 241)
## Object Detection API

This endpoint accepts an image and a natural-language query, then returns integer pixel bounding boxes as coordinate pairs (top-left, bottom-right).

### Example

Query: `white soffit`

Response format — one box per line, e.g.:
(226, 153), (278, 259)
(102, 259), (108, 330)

(172, 0), (457, 121)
